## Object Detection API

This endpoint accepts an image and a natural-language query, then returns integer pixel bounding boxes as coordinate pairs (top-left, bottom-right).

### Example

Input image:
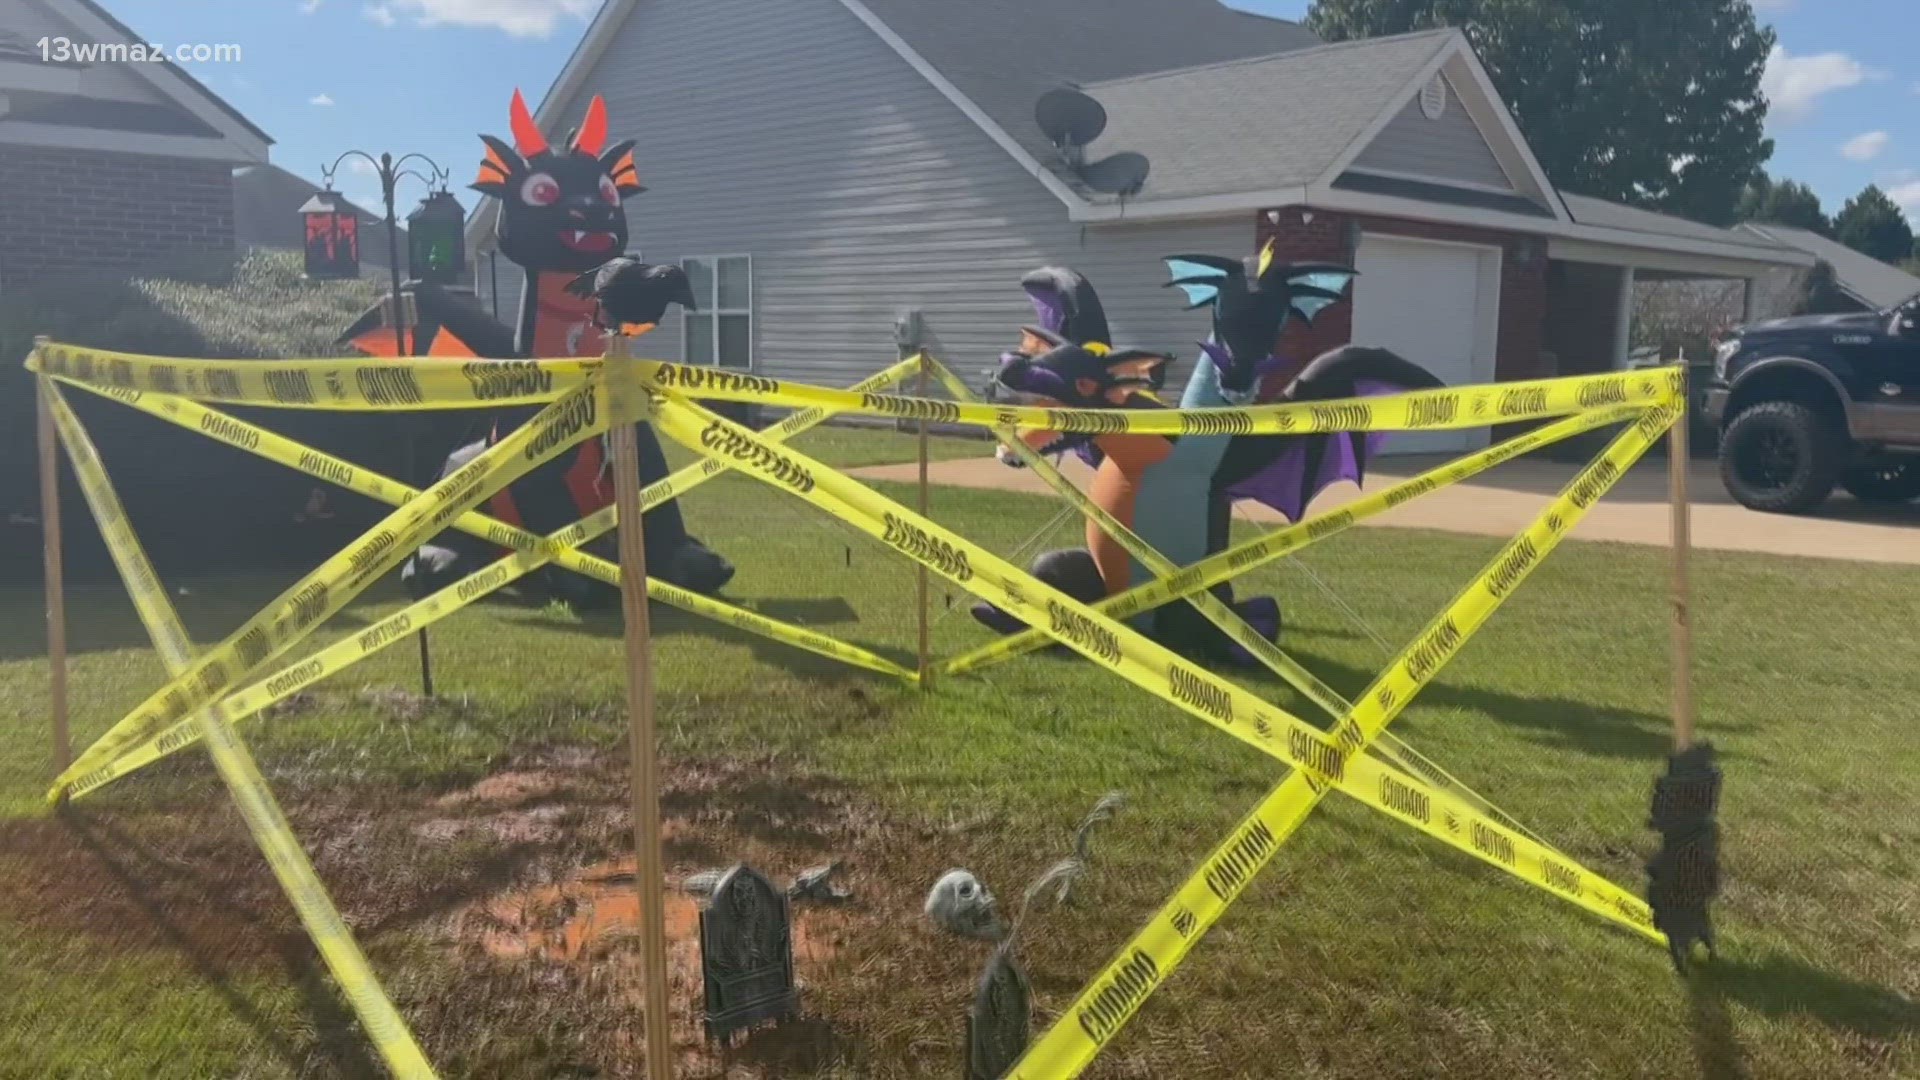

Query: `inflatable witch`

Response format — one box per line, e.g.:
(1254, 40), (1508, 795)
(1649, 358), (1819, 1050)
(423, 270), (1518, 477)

(343, 90), (734, 605)
(971, 242), (1444, 662)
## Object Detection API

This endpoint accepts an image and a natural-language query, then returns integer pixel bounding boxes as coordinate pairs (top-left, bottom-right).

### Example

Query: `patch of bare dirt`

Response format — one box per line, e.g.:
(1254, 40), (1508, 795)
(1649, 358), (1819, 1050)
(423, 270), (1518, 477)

(7, 745), (1020, 1077)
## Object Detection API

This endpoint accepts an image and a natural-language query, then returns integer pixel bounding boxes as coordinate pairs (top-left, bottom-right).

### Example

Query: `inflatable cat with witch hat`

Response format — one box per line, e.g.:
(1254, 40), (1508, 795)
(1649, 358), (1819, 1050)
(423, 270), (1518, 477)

(972, 244), (1444, 662)
(343, 90), (733, 604)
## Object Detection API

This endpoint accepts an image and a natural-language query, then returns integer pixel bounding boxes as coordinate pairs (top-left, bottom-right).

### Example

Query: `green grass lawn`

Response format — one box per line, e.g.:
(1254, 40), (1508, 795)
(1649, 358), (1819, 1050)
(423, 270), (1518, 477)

(1, 425), (1916, 1079)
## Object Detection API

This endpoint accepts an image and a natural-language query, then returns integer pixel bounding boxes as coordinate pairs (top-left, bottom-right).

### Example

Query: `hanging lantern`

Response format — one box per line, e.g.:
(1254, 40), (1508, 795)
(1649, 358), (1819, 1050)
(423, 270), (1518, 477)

(406, 190), (467, 284)
(299, 190), (360, 280)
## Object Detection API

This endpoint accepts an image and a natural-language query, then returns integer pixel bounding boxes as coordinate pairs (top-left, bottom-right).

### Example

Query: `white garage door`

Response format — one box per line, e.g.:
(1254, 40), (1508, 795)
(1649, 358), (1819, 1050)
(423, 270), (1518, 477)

(1350, 235), (1497, 456)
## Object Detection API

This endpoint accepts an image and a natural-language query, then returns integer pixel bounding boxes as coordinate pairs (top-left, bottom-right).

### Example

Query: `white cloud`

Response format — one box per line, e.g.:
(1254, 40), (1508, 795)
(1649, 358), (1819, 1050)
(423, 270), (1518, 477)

(349, 158), (379, 174)
(300, 0), (322, 13)
(1751, 0), (1795, 10)
(1841, 131), (1889, 162)
(376, 0), (598, 38)
(308, 92), (335, 106)
(1891, 181), (1920, 223)
(1761, 46), (1879, 122)
(363, 3), (396, 27)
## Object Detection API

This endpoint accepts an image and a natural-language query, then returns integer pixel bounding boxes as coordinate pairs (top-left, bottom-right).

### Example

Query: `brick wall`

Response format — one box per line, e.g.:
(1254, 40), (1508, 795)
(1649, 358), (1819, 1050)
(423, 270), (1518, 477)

(1253, 206), (1551, 397)
(1546, 261), (1624, 376)
(0, 145), (233, 289)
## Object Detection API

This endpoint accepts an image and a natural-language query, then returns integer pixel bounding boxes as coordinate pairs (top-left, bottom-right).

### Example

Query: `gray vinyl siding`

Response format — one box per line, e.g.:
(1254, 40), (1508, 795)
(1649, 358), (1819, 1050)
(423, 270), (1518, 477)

(1350, 75), (1513, 191)
(487, 0), (1248, 393)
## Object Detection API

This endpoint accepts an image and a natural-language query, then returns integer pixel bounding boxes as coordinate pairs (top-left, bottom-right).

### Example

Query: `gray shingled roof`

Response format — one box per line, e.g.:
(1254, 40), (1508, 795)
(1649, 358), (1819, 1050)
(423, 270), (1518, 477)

(1078, 30), (1455, 202)
(855, 0), (1322, 174)
(1561, 193), (1787, 253)
(3, 95), (221, 137)
(1736, 222), (1920, 309)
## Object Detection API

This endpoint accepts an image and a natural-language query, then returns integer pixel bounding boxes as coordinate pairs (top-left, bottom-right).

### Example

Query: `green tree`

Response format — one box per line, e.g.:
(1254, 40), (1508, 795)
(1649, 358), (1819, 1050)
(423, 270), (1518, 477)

(1736, 174), (1831, 235)
(1305, 0), (1776, 225)
(1832, 185), (1916, 264)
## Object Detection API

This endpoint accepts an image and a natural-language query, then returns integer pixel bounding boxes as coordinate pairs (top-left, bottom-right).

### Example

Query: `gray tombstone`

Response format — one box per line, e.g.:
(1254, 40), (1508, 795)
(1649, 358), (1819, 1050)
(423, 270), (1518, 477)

(698, 864), (800, 1045)
(965, 950), (1031, 1079)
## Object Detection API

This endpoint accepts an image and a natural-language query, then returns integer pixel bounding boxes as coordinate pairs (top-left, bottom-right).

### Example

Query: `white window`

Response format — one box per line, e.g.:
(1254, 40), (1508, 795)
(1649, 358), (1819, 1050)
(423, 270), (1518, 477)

(681, 255), (753, 368)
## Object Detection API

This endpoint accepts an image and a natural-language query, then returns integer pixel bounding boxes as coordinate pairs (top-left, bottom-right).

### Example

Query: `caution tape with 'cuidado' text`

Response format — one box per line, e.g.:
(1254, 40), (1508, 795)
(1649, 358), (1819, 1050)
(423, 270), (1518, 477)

(1004, 400), (1681, 1080)
(920, 354), (1581, 857)
(30, 340), (1681, 439)
(61, 359), (923, 796)
(51, 373), (619, 801)
(646, 383), (1674, 944)
(43, 378), (437, 1079)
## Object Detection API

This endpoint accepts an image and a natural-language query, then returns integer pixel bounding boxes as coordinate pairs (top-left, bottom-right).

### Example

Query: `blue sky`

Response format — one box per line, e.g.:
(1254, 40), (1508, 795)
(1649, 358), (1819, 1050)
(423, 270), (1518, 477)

(109, 0), (1919, 227)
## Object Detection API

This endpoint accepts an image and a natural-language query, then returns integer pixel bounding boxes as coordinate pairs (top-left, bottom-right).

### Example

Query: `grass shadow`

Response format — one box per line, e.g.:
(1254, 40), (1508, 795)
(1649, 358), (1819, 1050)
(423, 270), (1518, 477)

(1688, 965), (1751, 1080)
(1703, 950), (1920, 1043)
(57, 807), (383, 1079)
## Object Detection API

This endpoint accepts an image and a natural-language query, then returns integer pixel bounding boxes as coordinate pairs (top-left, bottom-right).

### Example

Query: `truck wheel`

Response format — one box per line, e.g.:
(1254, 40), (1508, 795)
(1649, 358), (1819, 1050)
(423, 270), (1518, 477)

(1718, 401), (1842, 514)
(1839, 462), (1920, 503)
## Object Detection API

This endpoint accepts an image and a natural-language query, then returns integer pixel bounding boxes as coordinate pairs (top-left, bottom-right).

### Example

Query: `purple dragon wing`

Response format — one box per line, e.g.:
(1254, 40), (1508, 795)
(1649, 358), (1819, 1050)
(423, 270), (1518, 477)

(1019, 266), (1112, 345)
(1219, 349), (1445, 522)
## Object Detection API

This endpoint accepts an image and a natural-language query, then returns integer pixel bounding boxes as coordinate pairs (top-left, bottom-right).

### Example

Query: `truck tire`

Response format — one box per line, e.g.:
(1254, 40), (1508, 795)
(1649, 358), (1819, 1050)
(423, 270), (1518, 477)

(1840, 462), (1920, 503)
(1718, 401), (1842, 514)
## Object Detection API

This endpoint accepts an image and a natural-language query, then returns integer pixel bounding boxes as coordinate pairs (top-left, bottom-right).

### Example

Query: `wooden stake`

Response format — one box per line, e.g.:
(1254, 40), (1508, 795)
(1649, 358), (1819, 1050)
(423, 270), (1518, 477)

(606, 334), (674, 1079)
(416, 630), (435, 698)
(1669, 356), (1694, 753)
(916, 351), (932, 688)
(35, 345), (71, 777)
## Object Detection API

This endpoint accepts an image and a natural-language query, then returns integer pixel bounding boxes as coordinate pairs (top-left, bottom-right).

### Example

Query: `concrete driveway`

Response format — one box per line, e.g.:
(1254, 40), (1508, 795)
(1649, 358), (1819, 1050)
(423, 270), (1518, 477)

(848, 452), (1920, 566)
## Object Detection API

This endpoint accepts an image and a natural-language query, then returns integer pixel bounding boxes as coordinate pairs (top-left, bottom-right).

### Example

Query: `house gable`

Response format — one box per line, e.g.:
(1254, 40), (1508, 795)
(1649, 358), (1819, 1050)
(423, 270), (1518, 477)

(1349, 72), (1513, 191)
(1317, 42), (1563, 218)
(0, 0), (268, 162)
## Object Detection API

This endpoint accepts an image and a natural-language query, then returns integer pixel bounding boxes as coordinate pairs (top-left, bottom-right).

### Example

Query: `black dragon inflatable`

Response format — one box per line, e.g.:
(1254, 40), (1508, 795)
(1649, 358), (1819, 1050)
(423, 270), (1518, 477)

(343, 90), (733, 605)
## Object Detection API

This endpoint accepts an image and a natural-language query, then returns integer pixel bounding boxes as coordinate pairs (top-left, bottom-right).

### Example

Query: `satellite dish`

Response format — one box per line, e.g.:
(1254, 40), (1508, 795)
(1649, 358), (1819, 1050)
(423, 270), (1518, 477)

(1035, 86), (1107, 152)
(1079, 152), (1150, 197)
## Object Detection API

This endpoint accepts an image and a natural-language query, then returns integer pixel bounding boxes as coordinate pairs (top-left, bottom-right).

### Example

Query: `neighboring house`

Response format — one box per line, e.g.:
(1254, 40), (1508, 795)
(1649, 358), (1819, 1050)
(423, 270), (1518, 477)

(465, 0), (1812, 456)
(1734, 222), (1920, 315)
(232, 162), (407, 273)
(0, 0), (270, 289)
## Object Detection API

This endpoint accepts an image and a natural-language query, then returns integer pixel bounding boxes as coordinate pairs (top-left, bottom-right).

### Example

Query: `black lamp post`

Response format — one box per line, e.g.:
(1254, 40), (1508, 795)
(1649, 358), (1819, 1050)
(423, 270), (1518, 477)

(309, 150), (457, 356)
(302, 151), (461, 698)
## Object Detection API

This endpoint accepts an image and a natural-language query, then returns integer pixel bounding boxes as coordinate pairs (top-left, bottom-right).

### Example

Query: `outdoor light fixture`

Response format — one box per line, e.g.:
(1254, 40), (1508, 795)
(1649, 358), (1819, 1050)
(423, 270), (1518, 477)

(406, 190), (467, 285)
(299, 189), (360, 281)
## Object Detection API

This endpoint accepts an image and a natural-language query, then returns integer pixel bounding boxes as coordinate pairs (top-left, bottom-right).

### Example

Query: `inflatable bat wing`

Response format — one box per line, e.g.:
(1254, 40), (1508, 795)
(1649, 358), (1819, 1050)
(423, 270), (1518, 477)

(340, 280), (520, 359)
(1214, 345), (1446, 522)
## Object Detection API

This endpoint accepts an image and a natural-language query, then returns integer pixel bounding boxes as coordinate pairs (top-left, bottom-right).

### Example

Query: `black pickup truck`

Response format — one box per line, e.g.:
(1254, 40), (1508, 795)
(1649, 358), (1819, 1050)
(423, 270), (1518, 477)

(1704, 295), (1920, 513)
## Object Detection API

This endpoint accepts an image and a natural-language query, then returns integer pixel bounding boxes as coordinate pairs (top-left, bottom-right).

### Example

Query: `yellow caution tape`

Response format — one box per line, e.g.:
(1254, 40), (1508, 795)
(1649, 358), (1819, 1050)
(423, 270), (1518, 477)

(51, 359), (919, 696)
(939, 400), (1643, 677)
(65, 360), (923, 797)
(52, 375), (619, 801)
(647, 386), (1670, 940)
(29, 339), (1680, 438)
(30, 341), (589, 410)
(1005, 401), (1680, 1079)
(43, 380), (436, 1079)
(921, 356), (1576, 858)
(642, 359), (1673, 436)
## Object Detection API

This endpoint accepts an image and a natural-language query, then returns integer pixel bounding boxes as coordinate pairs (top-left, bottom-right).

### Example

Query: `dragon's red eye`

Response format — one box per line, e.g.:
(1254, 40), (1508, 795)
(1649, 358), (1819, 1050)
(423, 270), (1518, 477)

(598, 175), (619, 204)
(520, 173), (560, 207)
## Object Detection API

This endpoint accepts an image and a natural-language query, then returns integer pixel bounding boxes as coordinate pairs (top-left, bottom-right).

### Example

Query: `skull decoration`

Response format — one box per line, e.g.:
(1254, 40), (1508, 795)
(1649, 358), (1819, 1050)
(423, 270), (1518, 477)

(925, 869), (1008, 942)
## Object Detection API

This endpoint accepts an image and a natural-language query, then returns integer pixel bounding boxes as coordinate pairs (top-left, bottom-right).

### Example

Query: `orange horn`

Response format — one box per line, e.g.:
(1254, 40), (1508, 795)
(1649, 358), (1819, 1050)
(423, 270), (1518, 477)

(575, 95), (608, 156)
(508, 88), (547, 157)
